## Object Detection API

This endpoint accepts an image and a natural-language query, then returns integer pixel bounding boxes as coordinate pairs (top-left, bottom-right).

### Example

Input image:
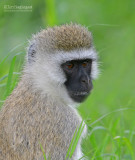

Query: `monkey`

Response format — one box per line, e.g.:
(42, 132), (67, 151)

(0, 24), (99, 160)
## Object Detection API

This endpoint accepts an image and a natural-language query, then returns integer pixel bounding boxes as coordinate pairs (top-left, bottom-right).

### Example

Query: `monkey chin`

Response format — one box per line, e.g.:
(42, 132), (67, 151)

(70, 92), (91, 103)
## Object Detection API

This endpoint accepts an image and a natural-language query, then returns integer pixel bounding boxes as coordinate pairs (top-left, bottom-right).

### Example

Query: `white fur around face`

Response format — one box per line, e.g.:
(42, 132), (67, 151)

(52, 48), (99, 80)
(25, 48), (99, 105)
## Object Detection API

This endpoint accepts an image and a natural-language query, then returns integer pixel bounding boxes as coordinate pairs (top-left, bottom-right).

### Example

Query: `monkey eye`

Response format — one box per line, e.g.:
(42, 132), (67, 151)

(82, 62), (88, 67)
(67, 63), (74, 69)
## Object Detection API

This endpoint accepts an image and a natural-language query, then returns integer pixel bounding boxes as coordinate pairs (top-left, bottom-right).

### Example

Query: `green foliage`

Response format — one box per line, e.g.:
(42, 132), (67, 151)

(0, 0), (135, 159)
(65, 121), (85, 160)
(39, 143), (48, 160)
(5, 55), (17, 97)
(45, 0), (57, 26)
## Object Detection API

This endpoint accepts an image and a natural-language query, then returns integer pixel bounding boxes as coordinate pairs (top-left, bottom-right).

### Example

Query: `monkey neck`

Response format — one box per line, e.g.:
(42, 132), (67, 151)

(18, 75), (77, 109)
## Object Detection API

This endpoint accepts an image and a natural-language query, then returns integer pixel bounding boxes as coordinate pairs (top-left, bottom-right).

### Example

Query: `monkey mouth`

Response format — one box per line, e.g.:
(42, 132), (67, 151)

(73, 92), (89, 96)
(69, 91), (90, 103)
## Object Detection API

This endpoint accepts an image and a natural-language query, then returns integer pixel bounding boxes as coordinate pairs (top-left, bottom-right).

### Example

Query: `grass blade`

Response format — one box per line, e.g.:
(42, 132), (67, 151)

(65, 126), (79, 160)
(89, 108), (135, 127)
(0, 72), (20, 82)
(0, 43), (24, 67)
(114, 136), (135, 159)
(0, 75), (8, 82)
(66, 121), (85, 159)
(69, 122), (85, 158)
(5, 56), (17, 97)
(39, 143), (47, 160)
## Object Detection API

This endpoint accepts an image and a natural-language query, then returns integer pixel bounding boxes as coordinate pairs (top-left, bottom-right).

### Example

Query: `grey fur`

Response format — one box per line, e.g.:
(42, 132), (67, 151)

(28, 44), (36, 63)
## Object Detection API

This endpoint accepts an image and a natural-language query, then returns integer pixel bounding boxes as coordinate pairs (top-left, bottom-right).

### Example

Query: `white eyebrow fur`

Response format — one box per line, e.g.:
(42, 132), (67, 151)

(52, 48), (97, 64)
(51, 48), (99, 79)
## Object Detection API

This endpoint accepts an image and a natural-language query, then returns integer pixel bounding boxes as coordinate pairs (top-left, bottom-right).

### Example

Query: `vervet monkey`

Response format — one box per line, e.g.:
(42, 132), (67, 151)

(0, 24), (99, 160)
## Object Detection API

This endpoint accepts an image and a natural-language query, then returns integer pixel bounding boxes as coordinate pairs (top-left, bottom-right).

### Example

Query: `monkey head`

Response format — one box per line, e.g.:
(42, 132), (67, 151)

(25, 24), (99, 106)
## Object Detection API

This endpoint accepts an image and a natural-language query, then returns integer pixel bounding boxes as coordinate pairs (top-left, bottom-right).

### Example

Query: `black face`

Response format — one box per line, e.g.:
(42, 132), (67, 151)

(61, 59), (93, 103)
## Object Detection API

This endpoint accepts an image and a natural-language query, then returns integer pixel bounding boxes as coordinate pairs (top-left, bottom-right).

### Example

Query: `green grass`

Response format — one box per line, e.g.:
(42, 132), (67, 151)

(40, 142), (48, 160)
(0, 0), (135, 159)
(82, 108), (135, 160)
(65, 121), (86, 160)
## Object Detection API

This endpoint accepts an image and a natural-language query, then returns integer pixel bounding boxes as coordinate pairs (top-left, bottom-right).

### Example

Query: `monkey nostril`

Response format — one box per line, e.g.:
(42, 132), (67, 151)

(81, 78), (87, 84)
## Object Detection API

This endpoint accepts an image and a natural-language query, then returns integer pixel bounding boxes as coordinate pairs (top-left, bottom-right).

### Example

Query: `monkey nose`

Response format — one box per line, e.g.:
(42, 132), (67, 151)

(81, 76), (89, 84)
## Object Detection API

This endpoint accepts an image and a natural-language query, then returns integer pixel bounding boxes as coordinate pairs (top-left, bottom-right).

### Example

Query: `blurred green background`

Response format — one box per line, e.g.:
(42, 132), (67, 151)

(0, 0), (135, 159)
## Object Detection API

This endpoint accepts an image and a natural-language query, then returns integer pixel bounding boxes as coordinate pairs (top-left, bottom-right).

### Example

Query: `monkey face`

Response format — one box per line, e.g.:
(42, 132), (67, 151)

(26, 47), (98, 105)
(61, 59), (93, 103)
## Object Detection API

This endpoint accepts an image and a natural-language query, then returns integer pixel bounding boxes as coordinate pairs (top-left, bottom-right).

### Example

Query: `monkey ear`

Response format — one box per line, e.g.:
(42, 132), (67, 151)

(28, 44), (36, 63)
